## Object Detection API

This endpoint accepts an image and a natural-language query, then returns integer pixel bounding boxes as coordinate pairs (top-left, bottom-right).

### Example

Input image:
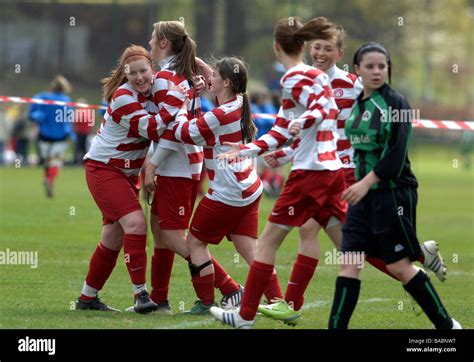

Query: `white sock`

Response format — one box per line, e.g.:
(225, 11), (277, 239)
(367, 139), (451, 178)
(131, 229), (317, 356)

(133, 284), (147, 295)
(81, 282), (98, 298)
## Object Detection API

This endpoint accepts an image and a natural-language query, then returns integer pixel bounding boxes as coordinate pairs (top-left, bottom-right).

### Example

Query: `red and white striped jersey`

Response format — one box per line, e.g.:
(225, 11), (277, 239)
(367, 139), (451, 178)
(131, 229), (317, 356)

(174, 95), (262, 207)
(240, 63), (342, 171)
(85, 82), (169, 177)
(152, 56), (204, 180)
(327, 65), (362, 168)
(272, 64), (362, 169)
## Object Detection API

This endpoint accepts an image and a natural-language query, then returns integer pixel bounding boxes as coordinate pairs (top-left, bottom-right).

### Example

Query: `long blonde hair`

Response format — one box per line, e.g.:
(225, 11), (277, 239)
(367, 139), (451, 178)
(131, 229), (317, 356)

(153, 21), (199, 82)
(102, 45), (152, 103)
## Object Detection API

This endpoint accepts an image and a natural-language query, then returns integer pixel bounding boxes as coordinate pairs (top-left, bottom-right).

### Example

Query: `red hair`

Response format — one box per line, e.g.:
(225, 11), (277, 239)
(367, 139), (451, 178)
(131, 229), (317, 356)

(102, 45), (152, 103)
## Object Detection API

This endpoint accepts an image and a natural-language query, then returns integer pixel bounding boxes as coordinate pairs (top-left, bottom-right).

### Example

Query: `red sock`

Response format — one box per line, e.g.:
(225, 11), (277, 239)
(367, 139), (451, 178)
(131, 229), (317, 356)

(82, 243), (120, 299)
(240, 260), (274, 321)
(417, 254), (425, 265)
(261, 168), (272, 183)
(46, 166), (59, 183)
(123, 234), (147, 285)
(264, 270), (283, 301)
(192, 273), (215, 305)
(150, 248), (175, 303)
(285, 254), (319, 311)
(366, 256), (398, 280)
(212, 256), (240, 295)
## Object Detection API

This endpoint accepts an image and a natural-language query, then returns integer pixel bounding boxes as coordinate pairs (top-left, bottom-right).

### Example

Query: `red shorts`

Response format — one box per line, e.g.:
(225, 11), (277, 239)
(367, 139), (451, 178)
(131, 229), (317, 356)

(151, 176), (199, 230)
(85, 160), (142, 225)
(189, 196), (261, 245)
(269, 169), (347, 228)
(343, 167), (356, 187)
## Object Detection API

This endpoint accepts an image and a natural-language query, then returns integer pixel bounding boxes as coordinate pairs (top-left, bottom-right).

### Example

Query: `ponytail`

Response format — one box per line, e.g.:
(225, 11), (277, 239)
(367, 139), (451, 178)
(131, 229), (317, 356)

(274, 16), (339, 56)
(102, 67), (128, 103)
(172, 37), (200, 82)
(214, 57), (257, 143)
(294, 16), (334, 42)
(153, 21), (200, 82)
(241, 93), (257, 143)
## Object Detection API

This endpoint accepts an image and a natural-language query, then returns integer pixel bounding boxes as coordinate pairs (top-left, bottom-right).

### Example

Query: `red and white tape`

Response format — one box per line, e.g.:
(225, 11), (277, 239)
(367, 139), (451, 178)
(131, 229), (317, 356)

(0, 96), (107, 110)
(1, 95), (472, 131)
(252, 113), (474, 131)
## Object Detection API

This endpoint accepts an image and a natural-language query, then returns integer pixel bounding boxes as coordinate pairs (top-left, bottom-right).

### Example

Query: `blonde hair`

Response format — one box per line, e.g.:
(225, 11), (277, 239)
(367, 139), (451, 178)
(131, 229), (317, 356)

(153, 21), (199, 82)
(50, 75), (72, 94)
(102, 45), (152, 103)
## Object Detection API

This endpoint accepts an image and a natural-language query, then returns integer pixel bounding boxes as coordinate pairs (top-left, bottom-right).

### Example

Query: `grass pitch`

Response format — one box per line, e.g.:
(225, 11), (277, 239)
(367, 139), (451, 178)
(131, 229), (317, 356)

(0, 144), (472, 329)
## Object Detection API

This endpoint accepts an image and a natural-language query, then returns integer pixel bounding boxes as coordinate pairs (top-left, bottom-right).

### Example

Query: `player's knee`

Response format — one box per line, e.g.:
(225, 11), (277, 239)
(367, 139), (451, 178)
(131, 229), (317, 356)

(186, 232), (203, 250)
(123, 216), (147, 234)
(101, 237), (123, 251)
(339, 261), (360, 278)
(299, 222), (319, 241)
(386, 262), (411, 281)
(152, 234), (165, 248)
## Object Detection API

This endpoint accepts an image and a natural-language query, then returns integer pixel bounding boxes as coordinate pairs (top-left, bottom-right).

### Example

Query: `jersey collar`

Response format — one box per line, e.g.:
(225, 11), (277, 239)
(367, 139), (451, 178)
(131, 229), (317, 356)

(159, 55), (176, 70)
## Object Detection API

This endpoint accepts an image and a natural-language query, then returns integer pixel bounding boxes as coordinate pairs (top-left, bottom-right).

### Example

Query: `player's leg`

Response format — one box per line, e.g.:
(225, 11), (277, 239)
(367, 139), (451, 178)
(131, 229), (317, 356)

(39, 141), (53, 197)
(283, 170), (345, 313)
(231, 234), (283, 306)
(387, 257), (460, 329)
(327, 256), (363, 329)
(381, 188), (458, 328)
(44, 141), (68, 197)
(148, 213), (175, 313)
(148, 176), (189, 310)
(118, 209), (157, 313)
(211, 222), (291, 328)
(76, 221), (123, 312)
(79, 162), (147, 312)
(271, 181), (345, 319)
(230, 197), (284, 304)
(280, 218), (322, 313)
(328, 184), (368, 329)
(185, 232), (217, 313)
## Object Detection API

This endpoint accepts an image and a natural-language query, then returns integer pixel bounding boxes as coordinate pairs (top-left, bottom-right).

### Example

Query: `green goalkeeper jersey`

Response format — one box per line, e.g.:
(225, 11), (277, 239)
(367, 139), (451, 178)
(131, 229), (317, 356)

(345, 83), (418, 190)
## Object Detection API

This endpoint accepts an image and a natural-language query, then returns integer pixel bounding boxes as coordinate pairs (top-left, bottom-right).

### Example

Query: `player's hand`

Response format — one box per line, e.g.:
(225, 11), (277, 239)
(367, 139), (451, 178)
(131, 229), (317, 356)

(168, 81), (189, 100)
(263, 153), (279, 168)
(195, 57), (212, 82)
(217, 142), (242, 160)
(194, 75), (207, 96)
(341, 180), (370, 205)
(288, 120), (302, 137)
(144, 170), (157, 192)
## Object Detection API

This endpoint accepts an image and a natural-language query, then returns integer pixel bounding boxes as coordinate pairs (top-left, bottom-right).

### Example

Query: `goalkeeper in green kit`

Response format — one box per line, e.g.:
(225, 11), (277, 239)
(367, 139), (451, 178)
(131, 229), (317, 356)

(328, 42), (462, 330)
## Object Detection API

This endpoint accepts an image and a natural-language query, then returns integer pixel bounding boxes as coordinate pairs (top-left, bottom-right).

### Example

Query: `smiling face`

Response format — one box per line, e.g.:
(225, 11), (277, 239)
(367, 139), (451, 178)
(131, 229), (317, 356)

(208, 68), (230, 97)
(354, 51), (388, 92)
(310, 38), (343, 71)
(124, 59), (153, 95)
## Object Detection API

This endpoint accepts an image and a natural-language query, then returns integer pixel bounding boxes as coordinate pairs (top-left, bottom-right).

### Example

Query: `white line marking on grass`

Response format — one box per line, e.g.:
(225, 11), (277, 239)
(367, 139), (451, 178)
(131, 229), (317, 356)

(159, 318), (216, 329)
(362, 298), (392, 303)
(159, 298), (395, 329)
(448, 271), (474, 276)
(301, 300), (330, 310)
(301, 298), (392, 311)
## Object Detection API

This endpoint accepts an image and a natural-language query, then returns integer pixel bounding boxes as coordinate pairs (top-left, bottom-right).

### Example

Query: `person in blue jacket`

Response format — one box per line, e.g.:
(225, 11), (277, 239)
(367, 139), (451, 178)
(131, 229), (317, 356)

(29, 75), (74, 197)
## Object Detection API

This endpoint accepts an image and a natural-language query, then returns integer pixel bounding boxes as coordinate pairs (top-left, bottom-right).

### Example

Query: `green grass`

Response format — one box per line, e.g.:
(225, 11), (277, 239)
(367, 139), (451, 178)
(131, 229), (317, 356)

(0, 144), (472, 329)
